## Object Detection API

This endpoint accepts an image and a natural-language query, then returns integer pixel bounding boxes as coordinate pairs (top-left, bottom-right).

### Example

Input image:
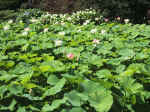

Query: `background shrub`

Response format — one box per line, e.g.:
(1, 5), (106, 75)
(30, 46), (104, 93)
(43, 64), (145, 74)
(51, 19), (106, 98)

(94, 0), (150, 23)
(41, 0), (150, 23)
(0, 10), (18, 22)
(1, 0), (150, 23)
(15, 9), (105, 25)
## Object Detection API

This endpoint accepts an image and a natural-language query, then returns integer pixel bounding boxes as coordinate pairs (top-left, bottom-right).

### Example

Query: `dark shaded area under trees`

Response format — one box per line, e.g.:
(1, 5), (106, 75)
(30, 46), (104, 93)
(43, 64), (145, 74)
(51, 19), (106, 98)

(0, 0), (150, 23)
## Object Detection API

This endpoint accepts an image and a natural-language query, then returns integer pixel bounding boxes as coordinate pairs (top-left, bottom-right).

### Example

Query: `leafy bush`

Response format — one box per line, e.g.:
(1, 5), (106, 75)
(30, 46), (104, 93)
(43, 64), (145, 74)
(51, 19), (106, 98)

(15, 9), (104, 25)
(42, 0), (150, 23)
(0, 10), (150, 112)
(15, 9), (47, 23)
(0, 10), (17, 22)
(94, 0), (150, 23)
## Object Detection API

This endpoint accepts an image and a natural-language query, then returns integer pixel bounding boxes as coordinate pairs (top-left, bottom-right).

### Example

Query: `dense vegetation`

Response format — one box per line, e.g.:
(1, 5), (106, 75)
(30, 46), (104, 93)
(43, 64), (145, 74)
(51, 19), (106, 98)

(0, 9), (150, 112)
(1, 0), (150, 23)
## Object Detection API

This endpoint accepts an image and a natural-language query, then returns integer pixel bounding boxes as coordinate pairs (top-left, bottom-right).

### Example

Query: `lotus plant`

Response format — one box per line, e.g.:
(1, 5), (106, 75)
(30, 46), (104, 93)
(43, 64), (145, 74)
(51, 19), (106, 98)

(67, 53), (74, 59)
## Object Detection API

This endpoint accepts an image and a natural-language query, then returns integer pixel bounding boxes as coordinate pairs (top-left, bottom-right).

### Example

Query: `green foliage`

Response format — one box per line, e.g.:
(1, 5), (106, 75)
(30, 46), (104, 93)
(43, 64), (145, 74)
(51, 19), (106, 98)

(15, 9), (104, 25)
(0, 9), (150, 112)
(0, 10), (17, 22)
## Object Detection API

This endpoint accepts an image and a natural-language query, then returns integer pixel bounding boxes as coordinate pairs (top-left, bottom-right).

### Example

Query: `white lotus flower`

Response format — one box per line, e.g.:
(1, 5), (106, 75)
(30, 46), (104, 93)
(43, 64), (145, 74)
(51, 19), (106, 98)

(83, 22), (88, 25)
(83, 20), (90, 25)
(58, 31), (65, 36)
(104, 18), (109, 22)
(24, 27), (30, 32)
(90, 28), (97, 33)
(44, 28), (49, 32)
(8, 20), (13, 24)
(92, 39), (100, 44)
(101, 30), (106, 34)
(3, 25), (10, 30)
(116, 16), (121, 21)
(22, 32), (28, 36)
(95, 18), (99, 21)
(124, 19), (129, 23)
(19, 20), (23, 23)
(55, 40), (63, 46)
(67, 17), (72, 21)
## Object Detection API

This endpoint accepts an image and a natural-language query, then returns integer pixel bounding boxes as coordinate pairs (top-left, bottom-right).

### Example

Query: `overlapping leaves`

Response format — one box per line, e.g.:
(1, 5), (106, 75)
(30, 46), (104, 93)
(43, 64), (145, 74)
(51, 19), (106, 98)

(0, 11), (150, 112)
